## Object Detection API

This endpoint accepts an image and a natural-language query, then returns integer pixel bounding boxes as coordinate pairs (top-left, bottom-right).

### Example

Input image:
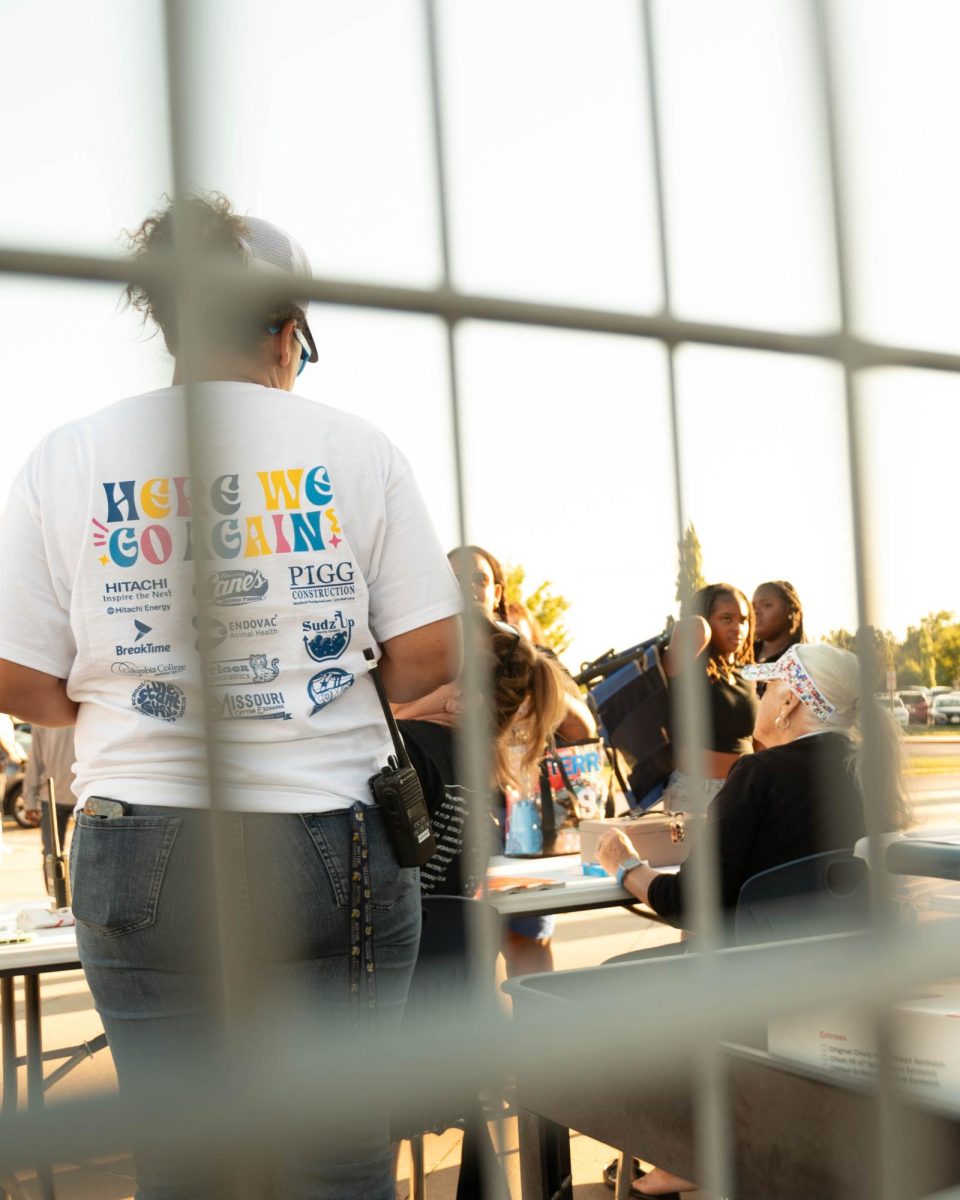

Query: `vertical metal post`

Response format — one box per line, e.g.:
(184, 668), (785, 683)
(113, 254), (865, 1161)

(422, 3), (509, 1198)
(809, 3), (908, 1198)
(639, 2), (732, 1195)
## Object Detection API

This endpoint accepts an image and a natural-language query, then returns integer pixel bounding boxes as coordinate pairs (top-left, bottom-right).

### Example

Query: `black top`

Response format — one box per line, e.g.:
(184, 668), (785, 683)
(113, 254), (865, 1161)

(398, 719), (492, 898)
(702, 667), (757, 754)
(646, 732), (867, 928)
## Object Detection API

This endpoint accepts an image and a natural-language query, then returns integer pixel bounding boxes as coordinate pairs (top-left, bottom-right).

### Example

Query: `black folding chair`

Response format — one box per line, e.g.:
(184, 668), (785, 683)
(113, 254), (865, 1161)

(735, 849), (870, 945)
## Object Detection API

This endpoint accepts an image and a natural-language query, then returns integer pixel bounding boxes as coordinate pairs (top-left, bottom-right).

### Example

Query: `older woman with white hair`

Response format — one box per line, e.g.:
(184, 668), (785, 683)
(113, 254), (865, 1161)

(599, 641), (907, 932)
(597, 643), (907, 1198)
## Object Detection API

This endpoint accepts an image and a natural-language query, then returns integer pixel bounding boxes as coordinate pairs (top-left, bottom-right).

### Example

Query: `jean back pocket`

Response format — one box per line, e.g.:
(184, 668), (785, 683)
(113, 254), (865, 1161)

(71, 813), (182, 937)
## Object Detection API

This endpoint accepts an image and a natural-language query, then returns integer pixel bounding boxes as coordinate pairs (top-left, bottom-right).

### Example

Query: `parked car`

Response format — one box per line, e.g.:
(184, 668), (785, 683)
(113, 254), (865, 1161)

(877, 694), (910, 727)
(2, 722), (32, 828)
(932, 693), (960, 726)
(899, 688), (932, 726)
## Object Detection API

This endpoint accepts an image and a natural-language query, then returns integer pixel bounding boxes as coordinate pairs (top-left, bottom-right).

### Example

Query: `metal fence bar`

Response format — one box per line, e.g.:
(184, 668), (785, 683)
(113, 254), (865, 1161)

(639, 2), (732, 1195)
(6, 241), (960, 375)
(421, 2), (509, 1195)
(158, 4), (270, 1197)
(809, 3), (913, 1198)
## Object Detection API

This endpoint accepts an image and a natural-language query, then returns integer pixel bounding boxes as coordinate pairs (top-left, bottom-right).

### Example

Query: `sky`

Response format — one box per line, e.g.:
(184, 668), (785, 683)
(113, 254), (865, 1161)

(1, 0), (958, 673)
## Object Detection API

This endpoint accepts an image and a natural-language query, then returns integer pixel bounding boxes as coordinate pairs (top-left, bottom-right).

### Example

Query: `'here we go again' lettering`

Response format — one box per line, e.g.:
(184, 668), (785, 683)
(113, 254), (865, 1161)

(91, 467), (344, 568)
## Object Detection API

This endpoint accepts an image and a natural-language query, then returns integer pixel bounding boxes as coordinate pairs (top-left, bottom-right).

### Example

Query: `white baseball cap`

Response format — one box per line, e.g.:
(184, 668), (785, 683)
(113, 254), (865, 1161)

(238, 216), (318, 363)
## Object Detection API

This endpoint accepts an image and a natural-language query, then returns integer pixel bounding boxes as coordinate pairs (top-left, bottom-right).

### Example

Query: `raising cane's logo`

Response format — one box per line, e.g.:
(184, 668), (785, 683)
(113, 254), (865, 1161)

(201, 569), (269, 607)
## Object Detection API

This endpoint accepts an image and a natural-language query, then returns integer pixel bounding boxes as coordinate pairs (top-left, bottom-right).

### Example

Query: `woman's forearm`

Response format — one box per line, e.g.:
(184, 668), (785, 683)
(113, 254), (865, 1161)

(0, 660), (78, 727)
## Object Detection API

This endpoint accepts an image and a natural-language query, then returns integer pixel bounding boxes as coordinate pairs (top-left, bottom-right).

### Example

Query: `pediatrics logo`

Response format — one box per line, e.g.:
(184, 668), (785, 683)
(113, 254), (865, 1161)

(90, 465), (343, 569)
(208, 655), (280, 687)
(201, 568), (269, 607)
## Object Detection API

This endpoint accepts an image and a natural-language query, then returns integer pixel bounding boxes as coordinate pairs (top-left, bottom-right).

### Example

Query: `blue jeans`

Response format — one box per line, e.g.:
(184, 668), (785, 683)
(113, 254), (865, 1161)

(70, 803), (420, 1200)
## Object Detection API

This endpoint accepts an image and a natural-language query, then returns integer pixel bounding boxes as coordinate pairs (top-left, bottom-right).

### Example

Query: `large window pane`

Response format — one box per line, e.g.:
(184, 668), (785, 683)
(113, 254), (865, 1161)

(0, 278), (173, 504)
(674, 345), (854, 636)
(0, 0), (171, 255)
(655, 0), (838, 333)
(833, 0), (960, 352)
(858, 369), (960, 639)
(438, 0), (662, 313)
(188, 0), (441, 287)
(457, 322), (672, 670)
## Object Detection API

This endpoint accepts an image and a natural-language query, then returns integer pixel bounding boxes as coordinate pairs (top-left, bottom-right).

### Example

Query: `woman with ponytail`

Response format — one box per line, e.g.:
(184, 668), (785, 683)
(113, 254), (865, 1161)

(397, 614), (568, 900)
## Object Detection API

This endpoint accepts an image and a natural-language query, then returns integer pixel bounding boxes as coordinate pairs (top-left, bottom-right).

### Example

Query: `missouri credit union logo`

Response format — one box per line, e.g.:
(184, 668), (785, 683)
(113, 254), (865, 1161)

(209, 690), (292, 721)
(201, 568), (269, 607)
(288, 561), (356, 606)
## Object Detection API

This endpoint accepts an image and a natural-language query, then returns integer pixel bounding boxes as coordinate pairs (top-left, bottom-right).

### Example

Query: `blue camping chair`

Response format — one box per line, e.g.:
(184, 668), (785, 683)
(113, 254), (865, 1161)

(396, 895), (504, 1200)
(735, 850), (870, 945)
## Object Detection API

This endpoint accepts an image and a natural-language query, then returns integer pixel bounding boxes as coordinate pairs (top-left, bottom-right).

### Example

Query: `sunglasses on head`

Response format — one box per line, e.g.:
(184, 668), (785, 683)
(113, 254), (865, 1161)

(267, 324), (312, 376)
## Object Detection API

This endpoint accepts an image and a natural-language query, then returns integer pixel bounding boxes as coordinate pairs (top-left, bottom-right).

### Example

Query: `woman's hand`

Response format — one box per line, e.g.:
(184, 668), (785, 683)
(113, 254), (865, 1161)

(597, 827), (638, 876)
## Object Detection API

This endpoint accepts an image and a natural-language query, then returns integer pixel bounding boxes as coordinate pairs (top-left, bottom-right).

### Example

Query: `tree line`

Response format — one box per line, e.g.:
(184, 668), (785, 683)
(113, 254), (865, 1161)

(824, 612), (960, 691)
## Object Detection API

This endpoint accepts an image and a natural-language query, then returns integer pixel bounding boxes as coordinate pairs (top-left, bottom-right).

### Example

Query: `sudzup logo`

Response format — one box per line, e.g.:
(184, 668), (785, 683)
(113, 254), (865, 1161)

(202, 569), (269, 607)
(303, 611), (354, 663)
(132, 681), (187, 723)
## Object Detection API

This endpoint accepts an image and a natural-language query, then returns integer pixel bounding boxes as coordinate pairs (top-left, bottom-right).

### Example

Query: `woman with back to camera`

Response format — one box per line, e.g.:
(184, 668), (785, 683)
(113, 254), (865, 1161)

(597, 642), (906, 1196)
(403, 544), (595, 974)
(753, 579), (805, 666)
(658, 582), (758, 809)
(0, 194), (462, 1200)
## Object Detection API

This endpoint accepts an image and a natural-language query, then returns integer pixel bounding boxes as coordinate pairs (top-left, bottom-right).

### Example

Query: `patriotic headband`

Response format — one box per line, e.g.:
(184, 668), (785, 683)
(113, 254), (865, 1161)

(743, 644), (836, 723)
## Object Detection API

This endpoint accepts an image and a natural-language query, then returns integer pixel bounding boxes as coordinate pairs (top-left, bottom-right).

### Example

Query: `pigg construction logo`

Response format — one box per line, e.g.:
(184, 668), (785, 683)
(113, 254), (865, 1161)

(201, 568), (269, 607)
(288, 561), (356, 606)
(132, 681), (187, 723)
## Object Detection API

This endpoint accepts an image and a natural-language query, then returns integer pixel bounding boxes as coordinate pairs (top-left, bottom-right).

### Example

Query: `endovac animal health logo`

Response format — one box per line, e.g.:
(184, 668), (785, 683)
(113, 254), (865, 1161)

(201, 569), (269, 607)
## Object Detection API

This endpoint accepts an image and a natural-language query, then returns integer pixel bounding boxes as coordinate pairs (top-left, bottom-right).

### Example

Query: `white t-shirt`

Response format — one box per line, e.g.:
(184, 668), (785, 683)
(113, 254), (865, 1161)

(0, 384), (462, 812)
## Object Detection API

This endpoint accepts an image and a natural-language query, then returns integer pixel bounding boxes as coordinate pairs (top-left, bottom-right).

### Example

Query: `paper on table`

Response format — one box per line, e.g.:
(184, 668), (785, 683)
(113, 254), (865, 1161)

(481, 876), (568, 895)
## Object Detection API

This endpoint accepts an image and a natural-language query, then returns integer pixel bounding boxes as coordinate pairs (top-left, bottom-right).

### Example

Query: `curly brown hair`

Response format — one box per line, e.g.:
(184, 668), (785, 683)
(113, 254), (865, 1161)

(123, 192), (307, 358)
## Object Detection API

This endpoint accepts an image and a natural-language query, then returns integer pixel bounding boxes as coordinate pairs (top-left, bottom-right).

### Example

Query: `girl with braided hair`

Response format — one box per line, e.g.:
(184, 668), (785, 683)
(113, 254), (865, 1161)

(753, 579), (806, 666)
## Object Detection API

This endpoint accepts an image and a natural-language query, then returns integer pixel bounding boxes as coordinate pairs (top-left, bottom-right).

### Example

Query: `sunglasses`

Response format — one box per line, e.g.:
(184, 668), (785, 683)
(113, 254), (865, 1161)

(492, 620), (521, 685)
(267, 324), (312, 377)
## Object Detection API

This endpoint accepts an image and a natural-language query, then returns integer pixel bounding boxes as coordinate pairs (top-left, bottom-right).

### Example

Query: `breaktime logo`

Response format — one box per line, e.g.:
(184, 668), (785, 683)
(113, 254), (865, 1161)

(289, 561), (356, 606)
(91, 466), (345, 569)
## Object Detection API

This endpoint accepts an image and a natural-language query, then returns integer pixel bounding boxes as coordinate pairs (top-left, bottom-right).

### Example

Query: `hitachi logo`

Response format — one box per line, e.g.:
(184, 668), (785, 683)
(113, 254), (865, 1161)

(104, 579), (169, 594)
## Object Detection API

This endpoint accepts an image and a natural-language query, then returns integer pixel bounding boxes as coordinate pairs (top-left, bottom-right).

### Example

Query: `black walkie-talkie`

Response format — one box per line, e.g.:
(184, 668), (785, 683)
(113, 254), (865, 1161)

(364, 648), (437, 868)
